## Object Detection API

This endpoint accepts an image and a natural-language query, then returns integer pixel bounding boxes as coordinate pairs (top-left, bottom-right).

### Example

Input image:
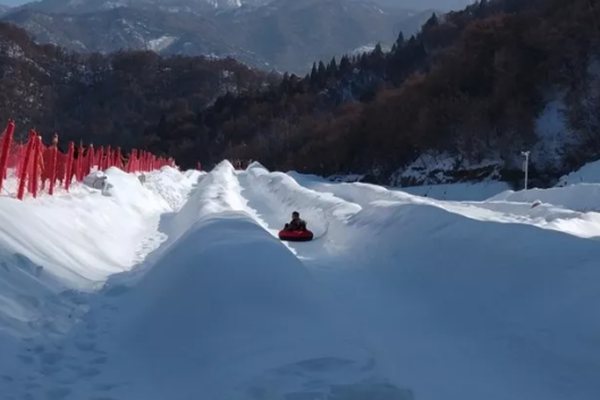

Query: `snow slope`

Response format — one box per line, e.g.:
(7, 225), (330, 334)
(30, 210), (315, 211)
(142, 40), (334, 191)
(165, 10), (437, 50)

(241, 163), (600, 400)
(557, 158), (600, 186)
(290, 170), (511, 202)
(0, 167), (195, 336)
(1, 159), (600, 400)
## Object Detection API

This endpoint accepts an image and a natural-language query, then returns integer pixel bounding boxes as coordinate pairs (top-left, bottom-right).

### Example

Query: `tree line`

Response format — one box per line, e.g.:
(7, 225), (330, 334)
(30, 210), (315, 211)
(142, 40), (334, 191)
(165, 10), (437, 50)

(144, 0), (600, 185)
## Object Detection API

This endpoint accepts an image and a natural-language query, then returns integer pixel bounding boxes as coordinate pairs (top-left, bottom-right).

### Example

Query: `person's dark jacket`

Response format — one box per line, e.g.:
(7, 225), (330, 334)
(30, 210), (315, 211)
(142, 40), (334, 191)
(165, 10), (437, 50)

(285, 218), (306, 231)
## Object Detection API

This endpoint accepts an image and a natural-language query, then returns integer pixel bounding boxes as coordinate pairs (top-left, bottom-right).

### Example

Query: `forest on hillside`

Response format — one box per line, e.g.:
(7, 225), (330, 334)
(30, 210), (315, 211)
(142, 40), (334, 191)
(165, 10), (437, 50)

(0, 23), (272, 150)
(0, 0), (598, 186)
(143, 0), (600, 185)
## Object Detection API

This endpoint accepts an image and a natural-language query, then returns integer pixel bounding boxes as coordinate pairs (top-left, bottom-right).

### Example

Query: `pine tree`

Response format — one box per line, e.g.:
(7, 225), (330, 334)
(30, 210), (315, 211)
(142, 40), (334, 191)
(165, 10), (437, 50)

(317, 60), (326, 75)
(372, 43), (384, 57)
(395, 31), (405, 48)
(309, 62), (318, 86)
(339, 55), (352, 75)
(317, 61), (327, 85)
(327, 57), (339, 78)
(358, 53), (368, 69)
(370, 43), (386, 76)
(423, 12), (439, 30)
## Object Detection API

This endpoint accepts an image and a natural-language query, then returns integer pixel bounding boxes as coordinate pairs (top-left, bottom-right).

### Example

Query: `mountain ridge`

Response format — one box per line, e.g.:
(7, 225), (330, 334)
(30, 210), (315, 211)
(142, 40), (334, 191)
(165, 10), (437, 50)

(1, 0), (436, 72)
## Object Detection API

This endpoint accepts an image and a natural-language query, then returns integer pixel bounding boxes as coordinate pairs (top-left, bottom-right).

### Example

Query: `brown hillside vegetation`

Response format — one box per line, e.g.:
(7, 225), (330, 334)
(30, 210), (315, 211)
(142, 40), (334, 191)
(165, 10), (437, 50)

(146, 0), (599, 185)
(0, 22), (271, 151)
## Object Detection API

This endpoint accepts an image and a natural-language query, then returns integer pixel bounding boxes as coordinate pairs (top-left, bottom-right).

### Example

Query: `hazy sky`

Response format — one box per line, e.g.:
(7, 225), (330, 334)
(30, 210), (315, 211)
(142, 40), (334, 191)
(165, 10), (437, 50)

(1, 0), (476, 10)
(2, 0), (26, 5)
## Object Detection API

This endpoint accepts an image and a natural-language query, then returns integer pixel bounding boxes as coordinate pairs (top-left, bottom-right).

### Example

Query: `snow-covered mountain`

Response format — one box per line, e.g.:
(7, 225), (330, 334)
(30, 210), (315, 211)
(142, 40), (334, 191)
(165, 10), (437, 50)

(1, 0), (426, 73)
(1, 6), (271, 68)
(22, 0), (269, 14)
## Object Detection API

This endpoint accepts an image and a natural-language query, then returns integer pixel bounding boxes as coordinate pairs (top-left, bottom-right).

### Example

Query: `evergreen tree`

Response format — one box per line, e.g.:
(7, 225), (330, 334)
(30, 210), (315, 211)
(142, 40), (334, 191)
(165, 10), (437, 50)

(317, 60), (327, 85)
(423, 12), (439, 30)
(279, 72), (290, 93)
(327, 57), (339, 78)
(372, 43), (384, 57)
(309, 62), (318, 86)
(395, 31), (405, 48)
(339, 55), (352, 75)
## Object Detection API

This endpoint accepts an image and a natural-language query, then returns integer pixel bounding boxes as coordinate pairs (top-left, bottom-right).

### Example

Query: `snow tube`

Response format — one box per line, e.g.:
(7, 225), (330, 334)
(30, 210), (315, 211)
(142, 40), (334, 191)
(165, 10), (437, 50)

(278, 229), (314, 242)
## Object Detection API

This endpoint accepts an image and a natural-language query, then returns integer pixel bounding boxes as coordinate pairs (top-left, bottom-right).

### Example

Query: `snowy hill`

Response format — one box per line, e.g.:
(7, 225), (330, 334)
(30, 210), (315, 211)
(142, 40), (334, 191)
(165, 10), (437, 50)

(1, 159), (600, 399)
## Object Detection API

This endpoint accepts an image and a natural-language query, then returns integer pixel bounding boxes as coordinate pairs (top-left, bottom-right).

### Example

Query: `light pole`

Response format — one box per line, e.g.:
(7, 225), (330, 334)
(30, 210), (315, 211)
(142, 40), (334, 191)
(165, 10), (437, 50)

(521, 151), (530, 190)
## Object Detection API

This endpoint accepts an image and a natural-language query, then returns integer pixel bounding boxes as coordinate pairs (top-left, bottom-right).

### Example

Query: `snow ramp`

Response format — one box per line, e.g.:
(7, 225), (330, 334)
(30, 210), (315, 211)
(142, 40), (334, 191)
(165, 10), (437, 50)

(32, 161), (412, 400)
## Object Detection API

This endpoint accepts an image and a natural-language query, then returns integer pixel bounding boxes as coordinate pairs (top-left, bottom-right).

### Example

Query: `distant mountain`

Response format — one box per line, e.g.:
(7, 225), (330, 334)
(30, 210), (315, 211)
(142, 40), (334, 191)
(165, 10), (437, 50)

(365, 0), (474, 11)
(0, 20), (268, 147)
(213, 0), (423, 71)
(1, 0), (431, 73)
(21, 0), (471, 14)
(0, 4), (11, 15)
(1, 7), (271, 68)
(21, 0), (268, 14)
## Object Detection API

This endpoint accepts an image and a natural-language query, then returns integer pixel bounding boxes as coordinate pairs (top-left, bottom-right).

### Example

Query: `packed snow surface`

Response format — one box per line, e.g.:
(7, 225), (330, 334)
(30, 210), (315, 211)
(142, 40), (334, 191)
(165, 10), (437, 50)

(0, 159), (599, 400)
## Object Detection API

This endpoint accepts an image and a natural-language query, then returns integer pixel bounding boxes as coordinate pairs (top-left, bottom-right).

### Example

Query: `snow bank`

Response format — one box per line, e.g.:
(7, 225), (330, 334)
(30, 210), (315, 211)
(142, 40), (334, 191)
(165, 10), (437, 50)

(441, 199), (600, 239)
(400, 181), (510, 201)
(289, 173), (600, 239)
(289, 171), (510, 202)
(142, 166), (203, 211)
(286, 173), (433, 208)
(157, 161), (247, 245)
(0, 167), (196, 338)
(489, 184), (600, 213)
(331, 202), (600, 400)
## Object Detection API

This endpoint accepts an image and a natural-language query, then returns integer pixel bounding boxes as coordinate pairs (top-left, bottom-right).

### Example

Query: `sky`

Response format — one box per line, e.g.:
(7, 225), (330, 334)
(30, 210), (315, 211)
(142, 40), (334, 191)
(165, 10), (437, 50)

(2, 0), (24, 6)
(2, 0), (30, 6)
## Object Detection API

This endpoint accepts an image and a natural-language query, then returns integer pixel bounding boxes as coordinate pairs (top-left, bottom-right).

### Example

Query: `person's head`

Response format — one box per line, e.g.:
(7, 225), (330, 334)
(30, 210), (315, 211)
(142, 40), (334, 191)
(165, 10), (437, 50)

(292, 211), (299, 220)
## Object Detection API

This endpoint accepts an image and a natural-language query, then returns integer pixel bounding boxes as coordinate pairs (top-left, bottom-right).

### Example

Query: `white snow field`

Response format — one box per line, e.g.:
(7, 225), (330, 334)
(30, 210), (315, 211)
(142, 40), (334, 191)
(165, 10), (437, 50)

(0, 160), (600, 400)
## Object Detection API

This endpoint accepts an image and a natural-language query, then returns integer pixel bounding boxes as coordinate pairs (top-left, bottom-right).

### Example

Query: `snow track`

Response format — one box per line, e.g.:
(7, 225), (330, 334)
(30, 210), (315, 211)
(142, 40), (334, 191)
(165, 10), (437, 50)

(1, 160), (600, 400)
(241, 162), (600, 400)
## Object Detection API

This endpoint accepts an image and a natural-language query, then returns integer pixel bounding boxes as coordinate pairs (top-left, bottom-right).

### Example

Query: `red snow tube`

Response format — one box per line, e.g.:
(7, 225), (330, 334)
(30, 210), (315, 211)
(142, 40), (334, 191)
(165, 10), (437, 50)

(278, 229), (314, 242)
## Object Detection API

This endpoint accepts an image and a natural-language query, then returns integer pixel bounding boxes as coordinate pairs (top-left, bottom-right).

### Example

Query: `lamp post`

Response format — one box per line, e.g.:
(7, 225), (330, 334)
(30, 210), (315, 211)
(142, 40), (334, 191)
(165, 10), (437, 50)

(521, 151), (530, 190)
